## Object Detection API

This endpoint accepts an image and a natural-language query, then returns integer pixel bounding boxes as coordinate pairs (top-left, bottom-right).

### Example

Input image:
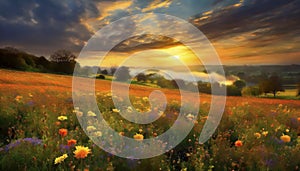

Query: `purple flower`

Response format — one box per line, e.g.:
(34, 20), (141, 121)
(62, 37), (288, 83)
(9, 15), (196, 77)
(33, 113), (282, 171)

(59, 144), (70, 152)
(3, 138), (42, 152)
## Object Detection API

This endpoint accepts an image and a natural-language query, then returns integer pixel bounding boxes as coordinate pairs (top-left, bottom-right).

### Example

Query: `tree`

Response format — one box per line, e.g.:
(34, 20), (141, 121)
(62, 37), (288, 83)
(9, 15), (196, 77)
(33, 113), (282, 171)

(50, 49), (76, 62)
(258, 74), (284, 97)
(227, 85), (241, 96)
(114, 66), (131, 82)
(101, 69), (108, 75)
(233, 80), (246, 90)
(96, 75), (105, 79)
(136, 73), (147, 82)
(241, 86), (260, 97)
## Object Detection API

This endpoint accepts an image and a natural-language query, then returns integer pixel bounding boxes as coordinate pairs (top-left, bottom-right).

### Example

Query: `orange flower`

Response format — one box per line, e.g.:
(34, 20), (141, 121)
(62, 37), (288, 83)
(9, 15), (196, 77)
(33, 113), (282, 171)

(119, 132), (125, 136)
(73, 146), (91, 159)
(55, 121), (61, 126)
(235, 140), (243, 147)
(133, 133), (144, 141)
(59, 128), (68, 137)
(297, 117), (300, 122)
(67, 139), (77, 146)
(280, 135), (291, 143)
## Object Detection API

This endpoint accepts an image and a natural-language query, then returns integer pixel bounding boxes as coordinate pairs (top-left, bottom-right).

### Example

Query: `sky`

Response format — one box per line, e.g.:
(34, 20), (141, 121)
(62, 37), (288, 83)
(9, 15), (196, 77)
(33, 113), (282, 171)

(0, 0), (299, 66)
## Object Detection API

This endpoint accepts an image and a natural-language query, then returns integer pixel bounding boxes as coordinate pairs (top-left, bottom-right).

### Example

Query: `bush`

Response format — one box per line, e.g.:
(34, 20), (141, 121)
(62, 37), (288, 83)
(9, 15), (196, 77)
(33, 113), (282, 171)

(227, 85), (242, 96)
(242, 86), (260, 97)
(96, 75), (105, 79)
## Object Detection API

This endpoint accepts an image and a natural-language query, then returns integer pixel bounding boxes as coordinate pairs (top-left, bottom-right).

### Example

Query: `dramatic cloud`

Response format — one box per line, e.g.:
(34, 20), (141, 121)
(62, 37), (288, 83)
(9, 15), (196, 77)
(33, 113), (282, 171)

(0, 0), (299, 64)
(190, 0), (300, 63)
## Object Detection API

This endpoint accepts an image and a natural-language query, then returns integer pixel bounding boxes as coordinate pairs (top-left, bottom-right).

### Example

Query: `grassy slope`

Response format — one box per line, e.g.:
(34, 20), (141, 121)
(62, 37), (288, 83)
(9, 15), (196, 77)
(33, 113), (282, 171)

(0, 68), (299, 113)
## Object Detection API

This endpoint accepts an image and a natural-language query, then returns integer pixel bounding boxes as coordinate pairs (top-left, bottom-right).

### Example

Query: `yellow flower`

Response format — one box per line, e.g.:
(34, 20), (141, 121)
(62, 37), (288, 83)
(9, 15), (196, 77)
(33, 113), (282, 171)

(93, 131), (102, 137)
(262, 131), (268, 136)
(112, 109), (120, 113)
(28, 93), (33, 97)
(254, 132), (261, 139)
(133, 133), (144, 141)
(280, 135), (291, 143)
(86, 126), (97, 132)
(73, 146), (91, 159)
(57, 116), (68, 121)
(54, 154), (68, 164)
(87, 111), (96, 117)
(286, 129), (290, 133)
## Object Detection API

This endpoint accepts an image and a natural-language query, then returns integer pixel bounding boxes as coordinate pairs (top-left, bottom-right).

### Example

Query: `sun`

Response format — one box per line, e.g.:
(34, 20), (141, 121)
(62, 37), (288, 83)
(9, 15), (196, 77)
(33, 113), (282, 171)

(172, 55), (180, 59)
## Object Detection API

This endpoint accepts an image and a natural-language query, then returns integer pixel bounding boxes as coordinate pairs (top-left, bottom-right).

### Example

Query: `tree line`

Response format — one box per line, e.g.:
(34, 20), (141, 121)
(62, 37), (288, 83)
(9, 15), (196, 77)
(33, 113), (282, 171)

(0, 47), (77, 74)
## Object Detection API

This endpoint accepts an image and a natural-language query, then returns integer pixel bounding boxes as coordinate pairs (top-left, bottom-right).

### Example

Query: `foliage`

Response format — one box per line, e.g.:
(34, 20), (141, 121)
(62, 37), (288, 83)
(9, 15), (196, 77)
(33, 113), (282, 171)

(259, 74), (284, 97)
(242, 86), (260, 97)
(49, 49), (76, 63)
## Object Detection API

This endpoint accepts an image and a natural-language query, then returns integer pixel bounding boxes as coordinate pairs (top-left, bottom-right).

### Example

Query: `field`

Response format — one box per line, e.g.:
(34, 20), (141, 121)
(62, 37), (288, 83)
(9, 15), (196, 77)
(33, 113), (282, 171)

(1, 69), (300, 170)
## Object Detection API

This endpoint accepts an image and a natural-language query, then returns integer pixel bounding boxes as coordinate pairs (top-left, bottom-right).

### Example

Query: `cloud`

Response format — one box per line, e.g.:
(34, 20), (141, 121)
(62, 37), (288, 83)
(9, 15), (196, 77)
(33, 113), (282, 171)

(0, 0), (94, 56)
(141, 0), (173, 12)
(189, 0), (300, 62)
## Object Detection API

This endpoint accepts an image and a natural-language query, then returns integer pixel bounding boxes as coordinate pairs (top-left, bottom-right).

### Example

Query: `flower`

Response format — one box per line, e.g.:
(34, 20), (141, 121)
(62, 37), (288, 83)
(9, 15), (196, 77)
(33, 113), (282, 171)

(57, 116), (68, 121)
(280, 135), (291, 143)
(133, 133), (144, 141)
(59, 129), (68, 137)
(73, 146), (91, 159)
(54, 154), (68, 164)
(254, 133), (261, 139)
(28, 93), (33, 97)
(298, 117), (300, 122)
(86, 126), (97, 132)
(119, 132), (125, 136)
(112, 109), (120, 113)
(186, 114), (195, 121)
(235, 140), (243, 147)
(15, 95), (23, 102)
(67, 139), (77, 146)
(262, 131), (268, 136)
(127, 106), (133, 112)
(93, 131), (102, 137)
(55, 121), (61, 126)
(87, 111), (96, 117)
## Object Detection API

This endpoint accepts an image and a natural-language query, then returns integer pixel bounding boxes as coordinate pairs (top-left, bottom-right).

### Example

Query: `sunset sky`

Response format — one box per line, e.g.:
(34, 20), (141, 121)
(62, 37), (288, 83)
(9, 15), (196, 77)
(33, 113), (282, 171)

(0, 0), (299, 66)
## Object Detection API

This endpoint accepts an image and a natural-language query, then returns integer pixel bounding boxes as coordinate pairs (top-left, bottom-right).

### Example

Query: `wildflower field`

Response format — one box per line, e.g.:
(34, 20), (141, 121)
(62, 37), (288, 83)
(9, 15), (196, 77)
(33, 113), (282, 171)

(1, 69), (300, 170)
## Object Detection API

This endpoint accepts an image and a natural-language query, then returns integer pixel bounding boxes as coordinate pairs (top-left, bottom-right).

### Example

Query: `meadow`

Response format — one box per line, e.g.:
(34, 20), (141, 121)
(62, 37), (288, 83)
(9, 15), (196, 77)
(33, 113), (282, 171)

(1, 69), (300, 170)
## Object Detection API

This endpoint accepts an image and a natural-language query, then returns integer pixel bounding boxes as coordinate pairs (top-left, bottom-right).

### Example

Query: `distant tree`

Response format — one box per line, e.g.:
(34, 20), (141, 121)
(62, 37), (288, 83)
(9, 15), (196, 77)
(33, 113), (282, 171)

(227, 85), (242, 96)
(233, 80), (246, 90)
(110, 67), (117, 75)
(49, 50), (77, 74)
(114, 66), (131, 82)
(258, 74), (284, 97)
(171, 79), (185, 89)
(198, 81), (212, 94)
(101, 69), (108, 75)
(241, 86), (260, 97)
(50, 49), (76, 62)
(136, 73), (147, 82)
(96, 75), (105, 79)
